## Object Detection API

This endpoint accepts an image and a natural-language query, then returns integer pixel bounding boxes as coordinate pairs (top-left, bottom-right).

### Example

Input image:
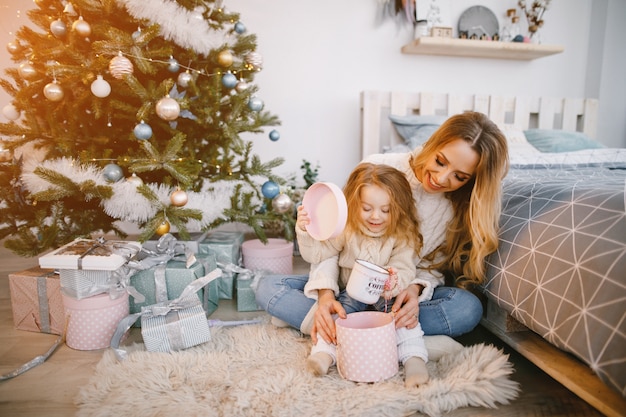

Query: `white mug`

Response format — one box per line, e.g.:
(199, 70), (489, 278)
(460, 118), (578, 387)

(346, 259), (389, 304)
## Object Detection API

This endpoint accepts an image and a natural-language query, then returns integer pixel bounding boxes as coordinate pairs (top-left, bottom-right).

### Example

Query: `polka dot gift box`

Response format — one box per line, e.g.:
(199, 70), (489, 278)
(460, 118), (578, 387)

(336, 311), (398, 383)
(63, 292), (129, 350)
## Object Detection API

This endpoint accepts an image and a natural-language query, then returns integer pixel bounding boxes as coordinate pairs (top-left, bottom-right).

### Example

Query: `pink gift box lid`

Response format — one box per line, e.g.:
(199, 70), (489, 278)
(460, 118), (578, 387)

(302, 182), (347, 241)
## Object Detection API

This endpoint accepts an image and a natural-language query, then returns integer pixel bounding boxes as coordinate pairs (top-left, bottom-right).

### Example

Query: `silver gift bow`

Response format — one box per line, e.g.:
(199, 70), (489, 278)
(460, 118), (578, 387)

(110, 267), (221, 360)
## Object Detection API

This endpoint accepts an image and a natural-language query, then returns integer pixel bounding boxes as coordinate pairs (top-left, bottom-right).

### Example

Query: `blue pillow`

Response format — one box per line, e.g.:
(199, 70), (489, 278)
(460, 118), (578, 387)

(523, 129), (605, 153)
(389, 114), (447, 149)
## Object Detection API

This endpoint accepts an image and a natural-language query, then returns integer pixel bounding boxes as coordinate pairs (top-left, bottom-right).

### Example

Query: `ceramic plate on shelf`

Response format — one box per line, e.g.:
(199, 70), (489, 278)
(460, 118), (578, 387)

(458, 5), (499, 39)
(302, 182), (347, 241)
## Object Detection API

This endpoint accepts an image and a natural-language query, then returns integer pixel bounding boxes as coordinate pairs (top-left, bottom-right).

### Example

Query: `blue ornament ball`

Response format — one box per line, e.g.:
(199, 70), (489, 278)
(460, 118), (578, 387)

(103, 163), (124, 182)
(261, 180), (280, 199)
(234, 22), (246, 34)
(248, 97), (264, 112)
(133, 121), (152, 140)
(221, 72), (238, 89)
(269, 129), (280, 141)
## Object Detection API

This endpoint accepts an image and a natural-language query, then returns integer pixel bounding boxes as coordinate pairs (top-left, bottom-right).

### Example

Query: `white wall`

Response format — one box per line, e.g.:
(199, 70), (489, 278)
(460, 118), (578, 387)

(1, 0), (624, 186)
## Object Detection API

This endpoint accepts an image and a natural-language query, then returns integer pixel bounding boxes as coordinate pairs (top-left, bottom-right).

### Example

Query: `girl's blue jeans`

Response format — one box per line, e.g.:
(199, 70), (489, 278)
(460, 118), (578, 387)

(254, 274), (483, 337)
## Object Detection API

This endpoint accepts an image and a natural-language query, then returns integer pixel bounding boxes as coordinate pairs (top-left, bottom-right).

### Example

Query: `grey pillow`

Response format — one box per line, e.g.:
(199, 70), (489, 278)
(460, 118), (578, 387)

(524, 129), (605, 153)
(389, 114), (447, 149)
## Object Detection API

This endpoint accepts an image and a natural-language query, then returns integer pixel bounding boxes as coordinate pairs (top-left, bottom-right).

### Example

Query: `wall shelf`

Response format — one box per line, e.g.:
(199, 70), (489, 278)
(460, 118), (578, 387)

(401, 37), (564, 60)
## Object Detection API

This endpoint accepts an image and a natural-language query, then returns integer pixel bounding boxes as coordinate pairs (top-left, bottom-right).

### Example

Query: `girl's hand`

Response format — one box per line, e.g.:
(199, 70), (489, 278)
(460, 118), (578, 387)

(311, 289), (346, 345)
(391, 284), (422, 329)
(296, 205), (310, 231)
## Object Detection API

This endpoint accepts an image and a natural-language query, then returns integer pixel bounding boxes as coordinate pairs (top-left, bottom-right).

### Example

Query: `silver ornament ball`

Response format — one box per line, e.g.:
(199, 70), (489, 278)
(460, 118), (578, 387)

(177, 71), (193, 88)
(72, 17), (91, 37)
(2, 104), (20, 121)
(109, 53), (133, 79)
(18, 62), (37, 80)
(43, 82), (64, 101)
(90, 75), (111, 98)
(50, 19), (67, 38)
(155, 96), (180, 121)
(170, 189), (188, 207)
(272, 194), (293, 214)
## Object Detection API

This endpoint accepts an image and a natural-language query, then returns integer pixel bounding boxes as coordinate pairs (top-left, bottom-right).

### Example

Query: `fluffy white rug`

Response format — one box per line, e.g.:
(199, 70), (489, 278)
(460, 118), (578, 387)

(76, 322), (519, 417)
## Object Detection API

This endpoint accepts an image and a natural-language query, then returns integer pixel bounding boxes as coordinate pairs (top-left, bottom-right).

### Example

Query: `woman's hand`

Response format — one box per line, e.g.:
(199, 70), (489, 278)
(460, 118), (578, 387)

(391, 284), (422, 329)
(311, 289), (346, 345)
(296, 205), (310, 231)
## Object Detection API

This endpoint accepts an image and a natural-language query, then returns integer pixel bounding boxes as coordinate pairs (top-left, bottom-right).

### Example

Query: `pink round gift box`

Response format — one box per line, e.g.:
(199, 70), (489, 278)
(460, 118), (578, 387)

(302, 182), (347, 241)
(242, 238), (293, 274)
(62, 292), (129, 350)
(336, 311), (398, 383)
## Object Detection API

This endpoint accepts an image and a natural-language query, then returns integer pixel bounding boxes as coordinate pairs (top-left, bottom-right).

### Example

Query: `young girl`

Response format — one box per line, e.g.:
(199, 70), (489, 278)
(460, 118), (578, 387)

(296, 163), (429, 387)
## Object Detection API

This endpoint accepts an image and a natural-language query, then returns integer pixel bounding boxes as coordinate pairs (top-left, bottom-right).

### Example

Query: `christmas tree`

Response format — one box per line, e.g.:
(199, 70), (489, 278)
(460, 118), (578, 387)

(0, 0), (296, 257)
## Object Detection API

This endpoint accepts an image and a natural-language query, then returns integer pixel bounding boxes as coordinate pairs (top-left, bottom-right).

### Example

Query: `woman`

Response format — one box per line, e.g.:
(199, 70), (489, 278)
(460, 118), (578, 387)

(255, 111), (509, 349)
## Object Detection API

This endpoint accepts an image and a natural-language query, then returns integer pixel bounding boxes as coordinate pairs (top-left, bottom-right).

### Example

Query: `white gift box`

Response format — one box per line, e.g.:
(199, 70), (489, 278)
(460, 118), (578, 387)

(39, 238), (141, 271)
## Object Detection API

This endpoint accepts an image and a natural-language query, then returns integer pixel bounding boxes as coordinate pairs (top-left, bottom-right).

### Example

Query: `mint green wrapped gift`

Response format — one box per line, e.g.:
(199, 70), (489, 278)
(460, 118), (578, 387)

(199, 231), (245, 299)
(129, 253), (219, 323)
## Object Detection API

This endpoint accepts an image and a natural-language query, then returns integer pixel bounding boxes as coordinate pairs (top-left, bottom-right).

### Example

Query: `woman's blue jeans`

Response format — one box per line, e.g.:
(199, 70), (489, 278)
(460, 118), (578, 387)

(254, 274), (483, 337)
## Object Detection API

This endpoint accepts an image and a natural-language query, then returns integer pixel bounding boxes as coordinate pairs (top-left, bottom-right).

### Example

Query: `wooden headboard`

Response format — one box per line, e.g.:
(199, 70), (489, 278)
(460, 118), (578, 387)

(360, 91), (599, 159)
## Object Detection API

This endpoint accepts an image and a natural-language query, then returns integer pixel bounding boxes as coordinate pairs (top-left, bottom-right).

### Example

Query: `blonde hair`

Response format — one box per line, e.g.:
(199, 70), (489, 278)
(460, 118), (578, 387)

(411, 112), (509, 288)
(343, 163), (422, 255)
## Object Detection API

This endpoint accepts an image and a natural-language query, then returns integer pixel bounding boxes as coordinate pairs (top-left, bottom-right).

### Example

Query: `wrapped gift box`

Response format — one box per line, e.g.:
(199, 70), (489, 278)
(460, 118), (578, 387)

(110, 270), (221, 356)
(8, 267), (65, 335)
(129, 253), (218, 318)
(39, 238), (141, 270)
(58, 269), (112, 300)
(199, 231), (245, 299)
(142, 231), (208, 254)
(236, 275), (262, 312)
(242, 238), (293, 275)
(141, 296), (211, 353)
(63, 292), (129, 350)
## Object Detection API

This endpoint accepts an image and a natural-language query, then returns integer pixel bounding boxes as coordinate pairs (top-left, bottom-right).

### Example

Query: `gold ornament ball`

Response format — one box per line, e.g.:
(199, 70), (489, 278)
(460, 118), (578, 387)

(72, 17), (91, 37)
(43, 82), (64, 101)
(109, 53), (133, 79)
(156, 220), (171, 236)
(155, 96), (180, 121)
(217, 50), (234, 67)
(170, 189), (188, 206)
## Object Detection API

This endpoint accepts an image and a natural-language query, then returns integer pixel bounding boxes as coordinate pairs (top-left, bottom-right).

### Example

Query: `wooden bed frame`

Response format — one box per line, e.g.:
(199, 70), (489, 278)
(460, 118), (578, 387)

(359, 90), (625, 417)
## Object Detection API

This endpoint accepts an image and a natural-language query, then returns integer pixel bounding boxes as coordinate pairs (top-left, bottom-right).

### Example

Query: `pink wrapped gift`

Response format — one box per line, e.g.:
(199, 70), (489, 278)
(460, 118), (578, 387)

(9, 267), (65, 335)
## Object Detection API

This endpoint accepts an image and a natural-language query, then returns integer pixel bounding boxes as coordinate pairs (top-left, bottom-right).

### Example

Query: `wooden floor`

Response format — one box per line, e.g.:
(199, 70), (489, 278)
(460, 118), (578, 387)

(0, 243), (608, 417)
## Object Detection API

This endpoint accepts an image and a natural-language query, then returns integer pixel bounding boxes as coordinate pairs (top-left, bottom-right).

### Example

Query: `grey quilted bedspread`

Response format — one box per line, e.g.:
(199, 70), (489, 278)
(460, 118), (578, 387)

(483, 163), (626, 397)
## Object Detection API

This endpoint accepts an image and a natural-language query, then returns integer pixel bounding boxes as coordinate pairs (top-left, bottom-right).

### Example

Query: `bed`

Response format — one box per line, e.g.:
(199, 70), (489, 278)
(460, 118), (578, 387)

(360, 90), (626, 417)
